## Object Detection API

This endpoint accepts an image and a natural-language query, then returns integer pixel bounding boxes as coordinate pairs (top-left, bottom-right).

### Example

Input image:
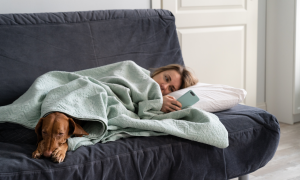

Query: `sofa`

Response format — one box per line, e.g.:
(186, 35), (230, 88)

(0, 9), (280, 180)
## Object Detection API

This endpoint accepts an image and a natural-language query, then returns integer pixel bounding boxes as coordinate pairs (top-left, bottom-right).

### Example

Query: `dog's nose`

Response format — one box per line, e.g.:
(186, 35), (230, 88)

(44, 151), (52, 158)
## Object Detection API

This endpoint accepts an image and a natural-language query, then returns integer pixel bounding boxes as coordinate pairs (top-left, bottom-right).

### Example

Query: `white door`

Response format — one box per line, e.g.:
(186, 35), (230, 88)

(153, 0), (258, 107)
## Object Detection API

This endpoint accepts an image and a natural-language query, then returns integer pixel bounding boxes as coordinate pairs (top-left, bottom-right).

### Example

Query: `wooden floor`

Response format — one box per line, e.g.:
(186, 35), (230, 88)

(231, 122), (300, 180)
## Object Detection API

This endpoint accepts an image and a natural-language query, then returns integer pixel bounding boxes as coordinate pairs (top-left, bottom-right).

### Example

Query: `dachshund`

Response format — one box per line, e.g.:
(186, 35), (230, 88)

(32, 112), (89, 163)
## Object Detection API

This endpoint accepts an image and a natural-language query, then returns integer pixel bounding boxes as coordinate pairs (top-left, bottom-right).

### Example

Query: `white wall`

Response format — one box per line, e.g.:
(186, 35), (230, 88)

(266, 0), (300, 124)
(257, 0), (266, 108)
(0, 0), (151, 14)
(295, 0), (300, 115)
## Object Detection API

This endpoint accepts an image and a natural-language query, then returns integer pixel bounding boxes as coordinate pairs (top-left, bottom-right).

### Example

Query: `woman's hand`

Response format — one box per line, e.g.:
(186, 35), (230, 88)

(161, 95), (182, 113)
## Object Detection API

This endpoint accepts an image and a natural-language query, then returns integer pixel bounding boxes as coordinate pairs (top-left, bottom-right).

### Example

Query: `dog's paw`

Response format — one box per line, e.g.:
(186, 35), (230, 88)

(32, 150), (41, 159)
(51, 148), (66, 163)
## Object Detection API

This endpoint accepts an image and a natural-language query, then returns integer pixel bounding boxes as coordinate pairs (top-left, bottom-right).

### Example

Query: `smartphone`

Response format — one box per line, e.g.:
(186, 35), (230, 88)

(176, 90), (200, 109)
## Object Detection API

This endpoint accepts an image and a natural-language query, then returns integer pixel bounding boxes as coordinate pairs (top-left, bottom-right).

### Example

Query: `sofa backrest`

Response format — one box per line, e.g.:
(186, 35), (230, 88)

(0, 9), (184, 106)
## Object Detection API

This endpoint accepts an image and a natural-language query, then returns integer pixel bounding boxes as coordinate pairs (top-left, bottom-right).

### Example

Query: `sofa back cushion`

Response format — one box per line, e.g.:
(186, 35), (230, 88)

(0, 9), (183, 106)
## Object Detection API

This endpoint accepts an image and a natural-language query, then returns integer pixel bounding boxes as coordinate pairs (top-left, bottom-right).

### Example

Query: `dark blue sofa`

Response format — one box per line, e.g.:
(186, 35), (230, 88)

(0, 9), (280, 180)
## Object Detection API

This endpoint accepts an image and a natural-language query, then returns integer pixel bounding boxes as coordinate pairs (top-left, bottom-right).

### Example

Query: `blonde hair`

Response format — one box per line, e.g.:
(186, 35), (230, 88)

(150, 64), (198, 89)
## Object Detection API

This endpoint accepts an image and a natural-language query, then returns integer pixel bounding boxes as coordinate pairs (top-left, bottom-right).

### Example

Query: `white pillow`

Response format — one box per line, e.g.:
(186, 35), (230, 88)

(168, 83), (247, 112)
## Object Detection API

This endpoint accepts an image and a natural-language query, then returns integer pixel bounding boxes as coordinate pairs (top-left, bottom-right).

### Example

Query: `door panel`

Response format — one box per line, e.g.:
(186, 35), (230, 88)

(178, 26), (244, 89)
(180, 0), (246, 10)
(161, 0), (257, 106)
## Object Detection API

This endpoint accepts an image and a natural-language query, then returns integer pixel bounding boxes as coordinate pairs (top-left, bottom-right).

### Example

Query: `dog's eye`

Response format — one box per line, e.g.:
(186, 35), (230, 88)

(59, 133), (64, 135)
(42, 131), (47, 134)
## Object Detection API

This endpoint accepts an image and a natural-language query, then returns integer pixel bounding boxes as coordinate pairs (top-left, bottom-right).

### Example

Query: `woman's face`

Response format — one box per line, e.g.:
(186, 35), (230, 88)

(152, 70), (182, 95)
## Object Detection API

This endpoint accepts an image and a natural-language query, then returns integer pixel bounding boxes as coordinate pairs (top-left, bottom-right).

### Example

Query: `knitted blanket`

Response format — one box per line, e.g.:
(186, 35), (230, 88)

(0, 61), (228, 150)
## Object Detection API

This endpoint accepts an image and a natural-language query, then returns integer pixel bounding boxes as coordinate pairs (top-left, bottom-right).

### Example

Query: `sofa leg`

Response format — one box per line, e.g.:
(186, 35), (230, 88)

(238, 174), (249, 180)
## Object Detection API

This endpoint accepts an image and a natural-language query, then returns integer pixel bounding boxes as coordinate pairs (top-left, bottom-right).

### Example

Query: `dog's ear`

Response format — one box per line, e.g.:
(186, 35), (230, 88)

(68, 118), (89, 137)
(35, 118), (44, 144)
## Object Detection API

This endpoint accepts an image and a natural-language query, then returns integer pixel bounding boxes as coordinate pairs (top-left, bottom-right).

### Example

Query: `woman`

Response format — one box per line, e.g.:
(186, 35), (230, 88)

(151, 64), (198, 113)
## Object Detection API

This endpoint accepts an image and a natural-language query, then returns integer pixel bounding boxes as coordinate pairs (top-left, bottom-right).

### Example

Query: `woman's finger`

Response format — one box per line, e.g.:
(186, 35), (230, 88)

(168, 103), (180, 111)
(171, 100), (182, 108)
(168, 95), (176, 100)
(167, 106), (176, 112)
(171, 104), (181, 111)
(177, 101), (182, 108)
(167, 103), (180, 111)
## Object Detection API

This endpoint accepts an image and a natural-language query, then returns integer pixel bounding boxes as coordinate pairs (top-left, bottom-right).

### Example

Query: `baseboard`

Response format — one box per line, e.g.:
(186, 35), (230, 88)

(257, 102), (267, 111)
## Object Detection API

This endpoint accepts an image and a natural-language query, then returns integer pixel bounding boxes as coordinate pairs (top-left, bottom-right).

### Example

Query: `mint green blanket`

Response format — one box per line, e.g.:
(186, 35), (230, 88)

(0, 61), (228, 150)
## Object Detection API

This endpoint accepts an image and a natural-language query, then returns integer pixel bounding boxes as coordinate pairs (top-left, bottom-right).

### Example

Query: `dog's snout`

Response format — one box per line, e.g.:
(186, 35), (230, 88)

(44, 150), (52, 158)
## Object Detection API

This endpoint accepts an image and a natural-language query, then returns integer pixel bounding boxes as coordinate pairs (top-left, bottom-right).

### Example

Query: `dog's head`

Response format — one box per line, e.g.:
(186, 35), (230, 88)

(35, 112), (89, 157)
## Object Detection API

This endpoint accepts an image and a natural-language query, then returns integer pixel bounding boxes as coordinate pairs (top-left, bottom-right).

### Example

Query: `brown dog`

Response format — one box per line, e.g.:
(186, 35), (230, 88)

(32, 112), (89, 163)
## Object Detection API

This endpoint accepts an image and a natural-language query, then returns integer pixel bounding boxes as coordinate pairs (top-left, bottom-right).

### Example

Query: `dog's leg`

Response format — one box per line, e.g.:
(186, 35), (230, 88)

(51, 143), (68, 163)
(32, 140), (45, 159)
